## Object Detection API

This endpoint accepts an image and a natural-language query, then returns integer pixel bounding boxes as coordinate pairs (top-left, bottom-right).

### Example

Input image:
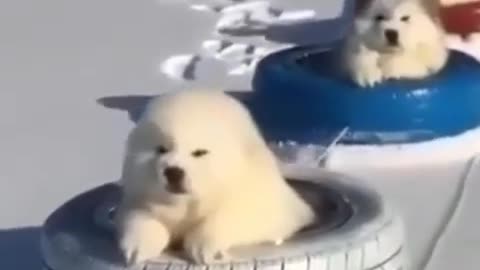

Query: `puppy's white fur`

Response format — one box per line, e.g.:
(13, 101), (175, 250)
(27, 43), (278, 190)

(344, 0), (449, 87)
(115, 90), (314, 264)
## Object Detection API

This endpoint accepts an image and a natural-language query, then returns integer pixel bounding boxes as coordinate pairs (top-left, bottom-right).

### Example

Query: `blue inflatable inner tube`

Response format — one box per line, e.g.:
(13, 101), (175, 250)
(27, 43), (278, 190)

(249, 46), (480, 145)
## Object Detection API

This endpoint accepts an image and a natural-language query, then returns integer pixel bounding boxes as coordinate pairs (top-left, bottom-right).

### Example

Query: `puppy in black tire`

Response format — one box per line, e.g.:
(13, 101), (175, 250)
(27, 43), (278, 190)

(115, 90), (315, 265)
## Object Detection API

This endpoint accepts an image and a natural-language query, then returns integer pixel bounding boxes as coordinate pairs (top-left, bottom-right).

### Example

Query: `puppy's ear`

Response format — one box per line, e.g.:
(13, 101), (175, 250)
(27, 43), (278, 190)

(119, 121), (163, 200)
(355, 0), (373, 15)
(419, 0), (443, 24)
(127, 121), (164, 152)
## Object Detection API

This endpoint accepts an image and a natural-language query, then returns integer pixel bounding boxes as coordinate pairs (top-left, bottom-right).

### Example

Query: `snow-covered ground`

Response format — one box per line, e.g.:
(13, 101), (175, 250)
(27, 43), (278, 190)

(0, 0), (479, 269)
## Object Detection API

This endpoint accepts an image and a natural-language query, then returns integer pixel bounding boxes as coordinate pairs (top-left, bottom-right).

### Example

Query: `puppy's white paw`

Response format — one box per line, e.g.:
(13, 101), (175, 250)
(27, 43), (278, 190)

(117, 212), (170, 265)
(183, 230), (229, 264)
(352, 64), (383, 88)
(347, 49), (383, 88)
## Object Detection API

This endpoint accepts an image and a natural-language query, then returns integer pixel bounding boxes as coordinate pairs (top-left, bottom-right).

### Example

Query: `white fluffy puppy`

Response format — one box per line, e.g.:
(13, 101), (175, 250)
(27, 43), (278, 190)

(344, 0), (449, 87)
(115, 90), (315, 265)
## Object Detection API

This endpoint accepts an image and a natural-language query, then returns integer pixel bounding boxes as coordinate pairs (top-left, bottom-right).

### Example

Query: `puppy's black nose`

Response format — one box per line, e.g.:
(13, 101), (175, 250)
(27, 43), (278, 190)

(163, 166), (185, 192)
(385, 29), (399, 46)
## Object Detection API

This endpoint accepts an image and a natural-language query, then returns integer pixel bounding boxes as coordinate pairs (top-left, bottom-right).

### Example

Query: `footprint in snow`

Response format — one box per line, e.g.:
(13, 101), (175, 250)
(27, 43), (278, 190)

(160, 1), (315, 81)
(160, 39), (291, 81)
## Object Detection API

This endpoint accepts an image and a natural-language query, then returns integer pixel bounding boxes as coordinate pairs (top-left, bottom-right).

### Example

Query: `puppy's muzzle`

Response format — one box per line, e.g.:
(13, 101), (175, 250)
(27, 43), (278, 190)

(384, 29), (399, 46)
(163, 166), (186, 194)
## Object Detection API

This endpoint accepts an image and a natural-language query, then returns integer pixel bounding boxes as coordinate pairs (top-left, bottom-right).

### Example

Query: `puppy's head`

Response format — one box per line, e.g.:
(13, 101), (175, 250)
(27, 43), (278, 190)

(121, 90), (270, 201)
(354, 0), (442, 52)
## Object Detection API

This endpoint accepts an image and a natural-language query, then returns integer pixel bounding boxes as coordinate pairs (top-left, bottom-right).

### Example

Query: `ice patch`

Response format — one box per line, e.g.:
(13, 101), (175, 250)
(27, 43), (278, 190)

(227, 58), (260, 75)
(216, 11), (247, 30)
(160, 54), (198, 80)
(202, 39), (224, 54)
(190, 4), (212, 11)
(227, 63), (251, 75)
(216, 43), (250, 60)
(276, 10), (316, 22)
(220, 1), (270, 14)
(252, 45), (294, 57)
(216, 8), (316, 31)
(213, 0), (316, 32)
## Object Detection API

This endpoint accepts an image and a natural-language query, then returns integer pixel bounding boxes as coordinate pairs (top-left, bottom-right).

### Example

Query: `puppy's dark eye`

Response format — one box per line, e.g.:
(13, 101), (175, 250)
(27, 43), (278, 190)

(375, 14), (386, 22)
(155, 145), (168, 155)
(401, 16), (410, 22)
(192, 149), (209, 158)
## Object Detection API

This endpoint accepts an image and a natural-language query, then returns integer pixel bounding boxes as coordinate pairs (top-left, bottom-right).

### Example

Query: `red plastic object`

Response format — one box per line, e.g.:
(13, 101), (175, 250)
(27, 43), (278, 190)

(440, 1), (480, 37)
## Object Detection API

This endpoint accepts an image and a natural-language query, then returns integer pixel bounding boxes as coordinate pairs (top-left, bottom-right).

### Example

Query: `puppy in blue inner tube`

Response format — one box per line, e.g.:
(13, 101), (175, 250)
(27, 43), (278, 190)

(343, 0), (449, 87)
